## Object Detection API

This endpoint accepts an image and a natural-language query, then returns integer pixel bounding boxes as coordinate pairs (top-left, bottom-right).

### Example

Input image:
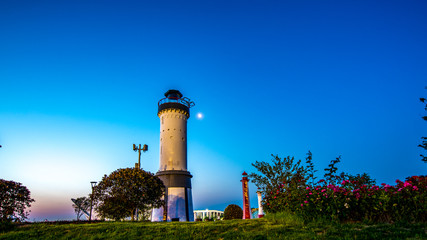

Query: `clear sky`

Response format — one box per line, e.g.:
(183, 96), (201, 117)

(1, 0), (426, 221)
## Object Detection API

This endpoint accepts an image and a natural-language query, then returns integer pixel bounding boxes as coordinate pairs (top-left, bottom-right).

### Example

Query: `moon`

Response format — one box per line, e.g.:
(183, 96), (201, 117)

(196, 113), (203, 119)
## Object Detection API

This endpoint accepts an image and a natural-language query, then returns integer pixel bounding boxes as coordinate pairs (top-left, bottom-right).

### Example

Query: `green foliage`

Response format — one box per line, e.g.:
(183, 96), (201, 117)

(223, 204), (243, 220)
(71, 197), (90, 221)
(93, 168), (165, 221)
(305, 151), (317, 185)
(249, 153), (319, 214)
(0, 179), (34, 222)
(323, 156), (341, 185)
(323, 157), (376, 187)
(0, 219), (425, 239)
(249, 154), (310, 198)
(419, 96), (427, 163)
(263, 211), (304, 226)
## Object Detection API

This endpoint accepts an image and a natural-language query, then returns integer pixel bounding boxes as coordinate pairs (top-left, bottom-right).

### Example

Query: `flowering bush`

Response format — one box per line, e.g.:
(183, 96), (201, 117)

(263, 175), (426, 223)
(252, 154), (426, 223)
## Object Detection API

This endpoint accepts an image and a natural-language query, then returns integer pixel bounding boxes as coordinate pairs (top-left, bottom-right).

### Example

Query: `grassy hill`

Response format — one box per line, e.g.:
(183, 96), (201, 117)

(1, 216), (426, 239)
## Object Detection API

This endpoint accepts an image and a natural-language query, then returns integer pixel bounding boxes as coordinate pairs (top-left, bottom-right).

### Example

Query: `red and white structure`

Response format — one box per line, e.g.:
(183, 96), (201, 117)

(256, 189), (264, 218)
(241, 171), (251, 219)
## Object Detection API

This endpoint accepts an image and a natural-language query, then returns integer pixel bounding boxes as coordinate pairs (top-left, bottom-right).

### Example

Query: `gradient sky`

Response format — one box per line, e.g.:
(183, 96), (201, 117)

(1, 0), (426, 221)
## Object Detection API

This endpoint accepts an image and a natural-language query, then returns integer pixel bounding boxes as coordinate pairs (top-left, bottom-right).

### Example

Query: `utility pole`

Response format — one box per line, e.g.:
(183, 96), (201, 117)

(133, 144), (148, 169)
(89, 181), (97, 222)
(132, 144), (148, 221)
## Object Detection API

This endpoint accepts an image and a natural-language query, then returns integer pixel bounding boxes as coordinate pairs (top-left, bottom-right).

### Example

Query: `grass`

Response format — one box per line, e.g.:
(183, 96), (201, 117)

(0, 215), (426, 240)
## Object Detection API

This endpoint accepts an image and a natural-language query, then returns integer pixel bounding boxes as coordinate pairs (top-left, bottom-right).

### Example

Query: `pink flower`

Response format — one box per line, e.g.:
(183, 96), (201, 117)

(309, 192), (312, 195)
(403, 181), (412, 188)
(321, 189), (326, 193)
(304, 200), (308, 204)
(301, 204), (303, 207)
(341, 180), (346, 185)
(306, 187), (310, 190)
(413, 186), (418, 191)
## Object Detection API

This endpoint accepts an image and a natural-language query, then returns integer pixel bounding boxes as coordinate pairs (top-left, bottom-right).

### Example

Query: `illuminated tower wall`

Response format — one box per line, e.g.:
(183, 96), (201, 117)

(151, 90), (195, 222)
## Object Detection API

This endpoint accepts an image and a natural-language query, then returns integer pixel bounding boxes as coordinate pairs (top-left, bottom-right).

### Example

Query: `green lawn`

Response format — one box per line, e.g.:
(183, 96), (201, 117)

(0, 218), (425, 240)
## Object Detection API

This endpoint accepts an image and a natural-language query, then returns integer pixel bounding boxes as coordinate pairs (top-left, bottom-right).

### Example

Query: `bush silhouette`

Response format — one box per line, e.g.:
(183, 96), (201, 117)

(224, 204), (243, 220)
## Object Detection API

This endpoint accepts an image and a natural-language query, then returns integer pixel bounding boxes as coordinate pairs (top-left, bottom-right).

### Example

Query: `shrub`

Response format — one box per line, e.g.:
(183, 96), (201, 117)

(264, 175), (426, 223)
(224, 204), (243, 220)
(252, 154), (426, 223)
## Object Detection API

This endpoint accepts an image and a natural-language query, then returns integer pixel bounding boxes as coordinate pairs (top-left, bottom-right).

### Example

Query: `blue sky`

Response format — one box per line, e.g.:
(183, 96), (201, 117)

(1, 0), (426, 221)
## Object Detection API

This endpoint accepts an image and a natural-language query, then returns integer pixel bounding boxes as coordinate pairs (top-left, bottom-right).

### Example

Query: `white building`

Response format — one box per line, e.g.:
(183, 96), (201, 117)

(194, 209), (224, 221)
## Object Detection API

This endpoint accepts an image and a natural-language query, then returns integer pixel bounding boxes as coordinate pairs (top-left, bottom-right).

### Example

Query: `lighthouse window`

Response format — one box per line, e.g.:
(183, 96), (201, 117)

(182, 137), (185, 141)
(162, 117), (164, 124)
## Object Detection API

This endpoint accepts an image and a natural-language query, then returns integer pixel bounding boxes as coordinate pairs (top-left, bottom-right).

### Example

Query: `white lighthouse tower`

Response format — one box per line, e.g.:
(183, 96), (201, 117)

(152, 90), (195, 222)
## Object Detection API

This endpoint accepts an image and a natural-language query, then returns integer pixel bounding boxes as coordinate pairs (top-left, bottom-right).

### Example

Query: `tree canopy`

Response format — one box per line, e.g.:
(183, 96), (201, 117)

(0, 179), (35, 222)
(93, 168), (165, 221)
(249, 153), (313, 195)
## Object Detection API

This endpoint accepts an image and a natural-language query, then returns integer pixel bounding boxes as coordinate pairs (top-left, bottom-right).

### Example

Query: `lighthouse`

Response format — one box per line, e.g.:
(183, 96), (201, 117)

(152, 90), (195, 222)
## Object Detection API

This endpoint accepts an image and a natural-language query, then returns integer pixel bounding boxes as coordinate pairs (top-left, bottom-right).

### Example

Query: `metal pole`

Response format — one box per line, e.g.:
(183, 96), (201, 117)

(132, 144), (148, 221)
(138, 144), (141, 169)
(89, 181), (97, 222)
(89, 197), (93, 222)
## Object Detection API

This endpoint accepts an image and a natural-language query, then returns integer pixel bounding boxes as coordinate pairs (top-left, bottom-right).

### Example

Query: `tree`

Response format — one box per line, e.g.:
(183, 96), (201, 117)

(71, 197), (90, 221)
(0, 179), (35, 222)
(419, 97), (427, 163)
(92, 168), (165, 221)
(249, 154), (311, 195)
(223, 204), (243, 220)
